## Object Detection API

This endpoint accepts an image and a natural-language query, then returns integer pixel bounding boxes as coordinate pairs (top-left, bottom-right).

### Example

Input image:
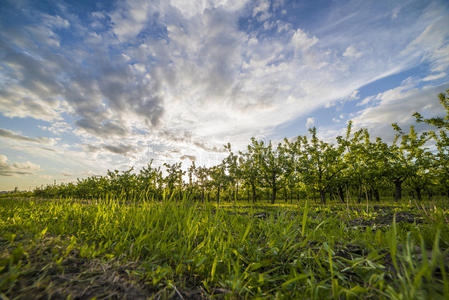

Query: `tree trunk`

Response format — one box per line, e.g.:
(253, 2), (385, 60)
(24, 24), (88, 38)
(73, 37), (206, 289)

(415, 186), (422, 201)
(284, 186), (288, 203)
(357, 186), (362, 204)
(394, 179), (402, 201)
(374, 189), (380, 202)
(217, 186), (220, 205)
(235, 182), (239, 202)
(186, 188), (192, 202)
(319, 188), (326, 204)
(251, 183), (256, 203)
(271, 184), (276, 204)
(338, 185), (345, 203)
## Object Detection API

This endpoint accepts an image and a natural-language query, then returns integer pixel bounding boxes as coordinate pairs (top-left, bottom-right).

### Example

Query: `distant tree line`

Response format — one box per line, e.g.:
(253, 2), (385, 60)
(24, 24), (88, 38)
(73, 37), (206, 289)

(34, 90), (449, 204)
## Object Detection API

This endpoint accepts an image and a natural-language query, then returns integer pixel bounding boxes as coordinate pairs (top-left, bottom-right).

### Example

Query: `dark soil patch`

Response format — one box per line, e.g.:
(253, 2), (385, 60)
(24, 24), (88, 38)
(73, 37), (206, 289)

(0, 238), (151, 300)
(349, 210), (424, 227)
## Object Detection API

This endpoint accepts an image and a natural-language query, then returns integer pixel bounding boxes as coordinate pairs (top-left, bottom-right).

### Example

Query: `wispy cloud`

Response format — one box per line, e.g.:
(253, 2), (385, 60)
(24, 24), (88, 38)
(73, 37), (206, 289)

(0, 154), (40, 176)
(352, 81), (449, 140)
(0, 129), (50, 144)
(83, 143), (137, 156)
(305, 117), (315, 128)
(343, 46), (362, 59)
(180, 154), (196, 161)
(102, 144), (137, 155)
(422, 72), (447, 81)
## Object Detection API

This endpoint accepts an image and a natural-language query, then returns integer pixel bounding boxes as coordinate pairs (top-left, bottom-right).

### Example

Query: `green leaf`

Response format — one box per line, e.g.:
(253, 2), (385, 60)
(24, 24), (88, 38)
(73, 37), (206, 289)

(211, 255), (218, 281)
(281, 273), (309, 288)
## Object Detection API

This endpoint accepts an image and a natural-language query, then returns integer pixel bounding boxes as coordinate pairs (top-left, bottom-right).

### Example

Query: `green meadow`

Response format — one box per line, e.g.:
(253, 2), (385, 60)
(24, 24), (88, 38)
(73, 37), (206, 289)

(1, 197), (448, 299)
(2, 0), (449, 299)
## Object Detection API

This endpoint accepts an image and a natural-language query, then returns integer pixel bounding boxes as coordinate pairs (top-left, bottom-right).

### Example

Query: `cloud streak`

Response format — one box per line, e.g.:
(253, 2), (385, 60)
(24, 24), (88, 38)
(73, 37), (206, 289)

(351, 81), (449, 141)
(0, 154), (40, 176)
(0, 129), (50, 144)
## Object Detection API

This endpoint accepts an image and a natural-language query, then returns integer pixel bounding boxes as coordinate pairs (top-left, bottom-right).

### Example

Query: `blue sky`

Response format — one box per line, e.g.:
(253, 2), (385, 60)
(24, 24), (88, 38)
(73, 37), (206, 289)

(1, 0), (449, 190)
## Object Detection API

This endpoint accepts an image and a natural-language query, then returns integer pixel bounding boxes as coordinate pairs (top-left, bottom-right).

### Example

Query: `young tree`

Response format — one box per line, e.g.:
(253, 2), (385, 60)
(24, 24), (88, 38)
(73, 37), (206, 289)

(394, 125), (432, 201)
(194, 165), (209, 202)
(280, 138), (301, 203)
(223, 143), (241, 202)
(387, 124), (430, 201)
(249, 138), (285, 204)
(345, 126), (388, 203)
(187, 161), (197, 201)
(364, 136), (390, 202)
(300, 128), (346, 204)
(138, 160), (163, 201)
(163, 162), (185, 201)
(209, 163), (227, 205)
(342, 124), (367, 203)
(414, 89), (449, 197)
(239, 144), (260, 203)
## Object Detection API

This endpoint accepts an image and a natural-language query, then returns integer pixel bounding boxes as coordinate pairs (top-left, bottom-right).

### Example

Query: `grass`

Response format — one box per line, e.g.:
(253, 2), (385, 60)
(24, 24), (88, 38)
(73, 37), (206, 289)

(1, 197), (449, 299)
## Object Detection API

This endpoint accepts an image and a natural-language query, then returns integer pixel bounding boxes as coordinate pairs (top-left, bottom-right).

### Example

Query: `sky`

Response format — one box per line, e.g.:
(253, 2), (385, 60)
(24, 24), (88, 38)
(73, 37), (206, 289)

(0, 0), (449, 190)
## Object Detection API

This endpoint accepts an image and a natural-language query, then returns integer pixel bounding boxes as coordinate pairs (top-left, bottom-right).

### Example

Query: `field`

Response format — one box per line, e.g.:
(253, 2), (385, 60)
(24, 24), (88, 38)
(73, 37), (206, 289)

(2, 1), (449, 299)
(1, 197), (449, 299)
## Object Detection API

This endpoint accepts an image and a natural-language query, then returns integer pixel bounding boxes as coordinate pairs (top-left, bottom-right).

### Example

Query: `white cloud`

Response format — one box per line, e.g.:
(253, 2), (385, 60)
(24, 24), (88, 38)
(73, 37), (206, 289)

(352, 82), (449, 140)
(0, 154), (40, 176)
(38, 121), (72, 135)
(39, 174), (53, 180)
(41, 13), (70, 29)
(349, 90), (360, 100)
(306, 117), (315, 128)
(391, 6), (401, 20)
(400, 17), (449, 72)
(356, 95), (376, 107)
(291, 28), (318, 52)
(252, 0), (271, 21)
(0, 129), (52, 144)
(422, 72), (447, 81)
(343, 45), (362, 59)
(109, 0), (153, 41)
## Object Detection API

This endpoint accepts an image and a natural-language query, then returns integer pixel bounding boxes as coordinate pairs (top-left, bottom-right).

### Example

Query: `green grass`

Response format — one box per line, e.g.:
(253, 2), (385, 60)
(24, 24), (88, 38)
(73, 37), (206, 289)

(1, 197), (448, 299)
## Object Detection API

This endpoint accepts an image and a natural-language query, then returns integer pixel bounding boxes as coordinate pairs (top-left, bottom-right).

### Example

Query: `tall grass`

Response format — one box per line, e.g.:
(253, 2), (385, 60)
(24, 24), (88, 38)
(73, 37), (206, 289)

(1, 197), (448, 299)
